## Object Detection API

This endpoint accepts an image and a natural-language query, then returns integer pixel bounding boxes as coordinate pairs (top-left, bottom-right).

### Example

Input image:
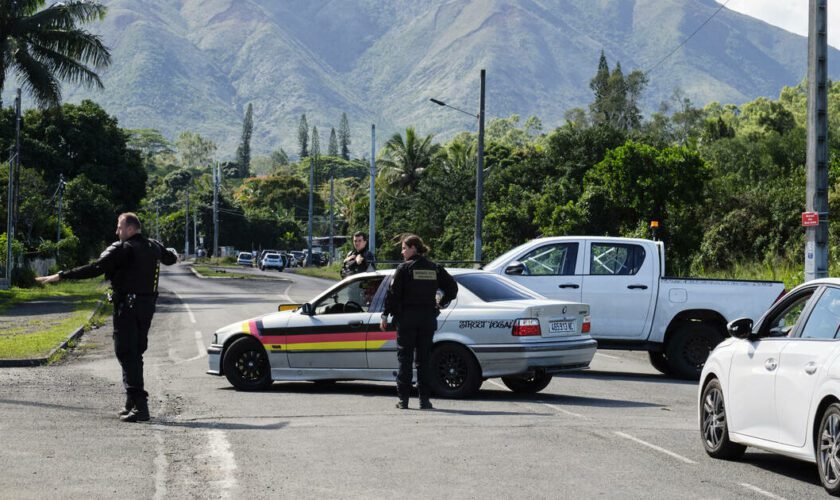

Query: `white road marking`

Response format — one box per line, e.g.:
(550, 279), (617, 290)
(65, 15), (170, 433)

(195, 330), (205, 358)
(205, 429), (237, 498)
(739, 483), (786, 500)
(613, 431), (697, 464)
(172, 290), (196, 324)
(280, 282), (293, 303)
(153, 431), (168, 500)
(487, 380), (588, 419)
(594, 352), (621, 360)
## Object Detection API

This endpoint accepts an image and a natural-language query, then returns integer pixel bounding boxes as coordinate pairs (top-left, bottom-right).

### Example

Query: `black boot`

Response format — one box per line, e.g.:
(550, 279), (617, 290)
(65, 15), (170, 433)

(120, 397), (150, 422)
(395, 399), (409, 410)
(419, 399), (433, 410)
(118, 395), (134, 417)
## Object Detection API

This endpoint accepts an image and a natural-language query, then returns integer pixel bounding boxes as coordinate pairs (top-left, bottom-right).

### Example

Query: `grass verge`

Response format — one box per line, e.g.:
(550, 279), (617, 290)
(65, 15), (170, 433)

(191, 265), (263, 279)
(0, 279), (108, 360)
(289, 263), (342, 281)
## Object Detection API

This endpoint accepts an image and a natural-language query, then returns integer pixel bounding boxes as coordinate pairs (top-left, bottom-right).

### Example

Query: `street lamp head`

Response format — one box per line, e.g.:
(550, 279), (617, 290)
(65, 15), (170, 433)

(429, 98), (446, 106)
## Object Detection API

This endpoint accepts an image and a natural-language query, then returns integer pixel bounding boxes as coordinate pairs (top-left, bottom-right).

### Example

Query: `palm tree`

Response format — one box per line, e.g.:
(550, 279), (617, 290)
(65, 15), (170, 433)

(0, 0), (111, 108)
(377, 127), (439, 191)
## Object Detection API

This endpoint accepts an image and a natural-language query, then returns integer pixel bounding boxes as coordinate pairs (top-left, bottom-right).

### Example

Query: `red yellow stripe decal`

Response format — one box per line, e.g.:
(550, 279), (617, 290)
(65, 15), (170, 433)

(240, 319), (396, 351)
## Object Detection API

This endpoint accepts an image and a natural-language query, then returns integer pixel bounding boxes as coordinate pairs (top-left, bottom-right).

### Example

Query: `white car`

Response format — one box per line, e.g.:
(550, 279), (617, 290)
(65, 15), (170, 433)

(207, 269), (595, 397)
(260, 253), (284, 271)
(699, 278), (840, 495)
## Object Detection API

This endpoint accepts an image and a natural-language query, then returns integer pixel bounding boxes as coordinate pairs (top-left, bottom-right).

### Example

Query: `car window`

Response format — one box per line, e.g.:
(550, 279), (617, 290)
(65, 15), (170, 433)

(589, 243), (645, 276)
(518, 243), (578, 276)
(456, 273), (540, 302)
(799, 287), (840, 339)
(764, 290), (816, 337)
(314, 276), (384, 315)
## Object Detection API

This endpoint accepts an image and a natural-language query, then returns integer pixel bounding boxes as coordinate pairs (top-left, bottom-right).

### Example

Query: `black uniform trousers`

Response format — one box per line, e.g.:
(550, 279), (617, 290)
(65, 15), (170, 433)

(113, 295), (156, 400)
(395, 308), (437, 401)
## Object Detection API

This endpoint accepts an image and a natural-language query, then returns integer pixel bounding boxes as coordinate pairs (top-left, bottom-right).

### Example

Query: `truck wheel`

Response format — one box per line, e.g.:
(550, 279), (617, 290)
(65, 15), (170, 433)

(430, 343), (482, 398)
(223, 337), (273, 391)
(648, 352), (673, 375)
(501, 372), (553, 394)
(666, 323), (721, 380)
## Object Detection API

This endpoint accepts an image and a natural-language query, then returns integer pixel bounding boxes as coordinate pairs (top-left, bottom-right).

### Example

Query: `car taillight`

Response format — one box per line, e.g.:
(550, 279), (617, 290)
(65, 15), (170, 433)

(582, 315), (591, 334)
(512, 318), (541, 336)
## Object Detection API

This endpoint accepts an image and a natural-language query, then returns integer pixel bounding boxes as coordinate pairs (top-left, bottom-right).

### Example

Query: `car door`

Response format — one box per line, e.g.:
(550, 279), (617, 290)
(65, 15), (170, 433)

(580, 241), (655, 339)
(366, 276), (399, 369)
(286, 277), (378, 369)
(776, 285), (840, 447)
(502, 242), (582, 302)
(727, 288), (816, 441)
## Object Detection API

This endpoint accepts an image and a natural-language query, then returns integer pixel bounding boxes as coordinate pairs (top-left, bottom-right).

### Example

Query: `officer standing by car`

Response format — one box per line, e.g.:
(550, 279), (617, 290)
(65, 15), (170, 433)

(36, 213), (177, 423)
(380, 234), (457, 410)
(340, 231), (376, 278)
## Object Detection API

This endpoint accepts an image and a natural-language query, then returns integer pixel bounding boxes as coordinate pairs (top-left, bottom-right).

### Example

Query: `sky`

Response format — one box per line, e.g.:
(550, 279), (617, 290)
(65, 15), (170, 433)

(719, 0), (840, 48)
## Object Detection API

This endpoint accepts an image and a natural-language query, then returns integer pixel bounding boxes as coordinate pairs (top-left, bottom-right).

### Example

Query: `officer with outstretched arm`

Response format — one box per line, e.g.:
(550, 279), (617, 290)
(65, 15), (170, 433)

(37, 212), (177, 422)
(380, 234), (457, 410)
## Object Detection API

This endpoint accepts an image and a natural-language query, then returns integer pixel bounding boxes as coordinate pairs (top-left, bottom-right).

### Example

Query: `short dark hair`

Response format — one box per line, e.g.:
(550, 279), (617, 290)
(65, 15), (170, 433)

(353, 231), (367, 241)
(119, 212), (142, 231)
(401, 233), (428, 255)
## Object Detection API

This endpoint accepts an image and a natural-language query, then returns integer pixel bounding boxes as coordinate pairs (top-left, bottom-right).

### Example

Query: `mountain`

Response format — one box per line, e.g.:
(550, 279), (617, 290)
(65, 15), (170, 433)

(4, 0), (837, 159)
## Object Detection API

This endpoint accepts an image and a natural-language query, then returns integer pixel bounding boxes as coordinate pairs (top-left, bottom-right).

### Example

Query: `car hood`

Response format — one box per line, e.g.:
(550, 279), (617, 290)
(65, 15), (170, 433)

(214, 310), (294, 336)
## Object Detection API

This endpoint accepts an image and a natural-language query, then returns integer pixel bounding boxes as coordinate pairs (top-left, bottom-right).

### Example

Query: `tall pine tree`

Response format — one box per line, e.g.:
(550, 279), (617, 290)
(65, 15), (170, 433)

(298, 114), (309, 158)
(311, 126), (320, 158)
(328, 127), (339, 157)
(338, 112), (351, 160)
(235, 103), (253, 178)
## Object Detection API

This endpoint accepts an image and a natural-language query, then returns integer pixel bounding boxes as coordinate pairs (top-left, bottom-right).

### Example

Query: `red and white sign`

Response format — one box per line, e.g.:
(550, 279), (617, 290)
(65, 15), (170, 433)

(802, 212), (820, 227)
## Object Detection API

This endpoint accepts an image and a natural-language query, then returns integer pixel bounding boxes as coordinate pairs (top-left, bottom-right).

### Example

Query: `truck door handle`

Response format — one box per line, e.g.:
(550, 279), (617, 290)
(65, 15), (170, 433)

(805, 361), (818, 375)
(627, 285), (648, 290)
(558, 284), (580, 289)
(765, 358), (777, 371)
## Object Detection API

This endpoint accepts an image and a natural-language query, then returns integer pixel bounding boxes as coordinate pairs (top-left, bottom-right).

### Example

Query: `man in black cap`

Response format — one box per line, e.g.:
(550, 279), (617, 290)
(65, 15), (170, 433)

(37, 212), (177, 422)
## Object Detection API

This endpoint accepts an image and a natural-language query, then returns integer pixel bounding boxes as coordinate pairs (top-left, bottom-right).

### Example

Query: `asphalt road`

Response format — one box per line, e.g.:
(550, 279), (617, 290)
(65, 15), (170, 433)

(0, 264), (828, 499)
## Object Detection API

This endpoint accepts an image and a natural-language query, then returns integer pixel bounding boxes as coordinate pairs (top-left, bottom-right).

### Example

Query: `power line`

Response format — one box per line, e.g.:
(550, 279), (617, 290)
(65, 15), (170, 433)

(644, 0), (731, 75)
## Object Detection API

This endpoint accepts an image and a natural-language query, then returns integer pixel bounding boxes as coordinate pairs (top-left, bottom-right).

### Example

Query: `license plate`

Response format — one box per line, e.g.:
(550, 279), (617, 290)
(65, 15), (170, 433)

(549, 320), (576, 334)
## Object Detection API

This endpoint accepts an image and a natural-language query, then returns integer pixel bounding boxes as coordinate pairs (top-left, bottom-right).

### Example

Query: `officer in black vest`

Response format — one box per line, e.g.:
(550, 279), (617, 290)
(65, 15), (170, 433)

(380, 234), (457, 410)
(37, 213), (178, 422)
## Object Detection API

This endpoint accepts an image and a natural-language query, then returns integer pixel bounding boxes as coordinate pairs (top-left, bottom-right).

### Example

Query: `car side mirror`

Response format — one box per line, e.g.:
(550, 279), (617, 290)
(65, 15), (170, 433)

(505, 261), (525, 275)
(300, 303), (314, 316)
(727, 317), (753, 339)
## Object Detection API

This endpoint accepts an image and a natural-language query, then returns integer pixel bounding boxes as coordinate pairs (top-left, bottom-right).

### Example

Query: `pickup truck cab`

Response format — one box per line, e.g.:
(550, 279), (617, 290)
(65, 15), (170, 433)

(483, 236), (785, 378)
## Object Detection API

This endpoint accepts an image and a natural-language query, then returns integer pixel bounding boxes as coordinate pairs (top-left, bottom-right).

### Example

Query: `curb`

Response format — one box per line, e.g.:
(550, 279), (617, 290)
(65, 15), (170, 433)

(0, 299), (105, 368)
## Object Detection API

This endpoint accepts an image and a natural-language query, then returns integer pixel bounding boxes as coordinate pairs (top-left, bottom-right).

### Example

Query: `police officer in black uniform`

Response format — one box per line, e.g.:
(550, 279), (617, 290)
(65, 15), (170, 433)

(340, 231), (376, 278)
(379, 234), (457, 410)
(37, 213), (177, 422)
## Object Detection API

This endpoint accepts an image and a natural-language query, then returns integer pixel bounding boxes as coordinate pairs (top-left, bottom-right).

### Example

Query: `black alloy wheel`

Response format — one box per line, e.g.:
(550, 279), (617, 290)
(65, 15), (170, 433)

(430, 343), (482, 398)
(501, 372), (553, 394)
(223, 336), (273, 391)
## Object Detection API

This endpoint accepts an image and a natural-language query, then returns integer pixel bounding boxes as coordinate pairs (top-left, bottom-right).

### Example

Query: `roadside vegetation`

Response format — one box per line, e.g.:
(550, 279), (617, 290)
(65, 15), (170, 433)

(0, 280), (107, 360)
(291, 262), (342, 281)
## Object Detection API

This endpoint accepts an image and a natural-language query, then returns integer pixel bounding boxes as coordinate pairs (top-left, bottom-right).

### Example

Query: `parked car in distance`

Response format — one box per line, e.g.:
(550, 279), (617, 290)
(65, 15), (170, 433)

(258, 249), (279, 267)
(699, 278), (840, 496)
(236, 252), (253, 267)
(260, 253), (284, 272)
(207, 269), (595, 398)
(281, 252), (296, 268)
(290, 251), (305, 267)
(483, 236), (785, 379)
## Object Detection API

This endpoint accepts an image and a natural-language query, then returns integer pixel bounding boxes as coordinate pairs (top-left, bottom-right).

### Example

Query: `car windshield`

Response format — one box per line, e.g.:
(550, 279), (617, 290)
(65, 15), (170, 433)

(456, 273), (540, 302)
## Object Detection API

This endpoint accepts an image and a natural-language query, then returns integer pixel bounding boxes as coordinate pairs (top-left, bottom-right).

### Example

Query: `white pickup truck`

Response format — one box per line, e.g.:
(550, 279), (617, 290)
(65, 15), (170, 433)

(483, 237), (785, 378)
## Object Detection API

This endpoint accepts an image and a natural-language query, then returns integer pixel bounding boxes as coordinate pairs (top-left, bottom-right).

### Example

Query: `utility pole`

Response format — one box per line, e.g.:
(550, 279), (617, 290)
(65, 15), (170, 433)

(184, 189), (190, 259)
(213, 161), (219, 258)
(56, 174), (65, 262)
(805, 0), (829, 281)
(329, 166), (334, 262)
(307, 156), (314, 267)
(369, 124), (376, 258)
(475, 69), (486, 264)
(5, 89), (21, 284)
(193, 200), (198, 258)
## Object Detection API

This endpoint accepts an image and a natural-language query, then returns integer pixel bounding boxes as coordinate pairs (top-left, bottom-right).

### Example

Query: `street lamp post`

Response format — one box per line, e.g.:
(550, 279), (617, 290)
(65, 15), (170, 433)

(430, 69), (486, 264)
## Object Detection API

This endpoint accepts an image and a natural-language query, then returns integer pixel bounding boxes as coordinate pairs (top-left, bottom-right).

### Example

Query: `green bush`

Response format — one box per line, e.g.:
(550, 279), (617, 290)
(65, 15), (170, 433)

(11, 266), (37, 288)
